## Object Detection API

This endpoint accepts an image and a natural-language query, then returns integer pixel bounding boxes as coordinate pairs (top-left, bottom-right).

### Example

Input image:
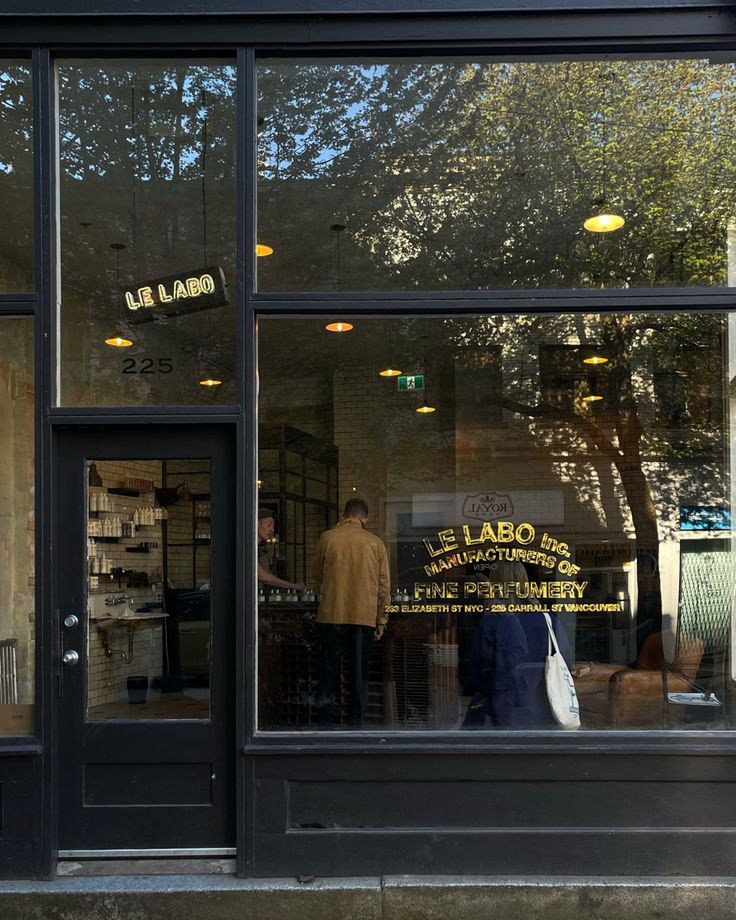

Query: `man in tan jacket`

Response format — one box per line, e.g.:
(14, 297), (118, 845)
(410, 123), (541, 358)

(312, 498), (390, 726)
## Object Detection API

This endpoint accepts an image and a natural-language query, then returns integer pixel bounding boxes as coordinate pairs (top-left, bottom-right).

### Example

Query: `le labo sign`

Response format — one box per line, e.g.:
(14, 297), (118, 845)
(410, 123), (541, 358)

(125, 266), (229, 324)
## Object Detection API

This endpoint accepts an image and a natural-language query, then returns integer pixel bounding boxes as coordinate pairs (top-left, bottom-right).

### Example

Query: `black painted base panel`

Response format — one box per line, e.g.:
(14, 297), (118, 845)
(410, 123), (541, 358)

(0, 755), (41, 879)
(248, 750), (736, 877)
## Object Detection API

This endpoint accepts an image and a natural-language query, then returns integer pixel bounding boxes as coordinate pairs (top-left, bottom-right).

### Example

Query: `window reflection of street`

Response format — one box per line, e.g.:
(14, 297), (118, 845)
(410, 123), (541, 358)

(257, 311), (733, 732)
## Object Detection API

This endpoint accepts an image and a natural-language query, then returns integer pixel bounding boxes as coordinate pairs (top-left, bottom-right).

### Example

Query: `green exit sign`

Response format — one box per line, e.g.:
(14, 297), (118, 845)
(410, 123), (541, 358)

(397, 375), (424, 392)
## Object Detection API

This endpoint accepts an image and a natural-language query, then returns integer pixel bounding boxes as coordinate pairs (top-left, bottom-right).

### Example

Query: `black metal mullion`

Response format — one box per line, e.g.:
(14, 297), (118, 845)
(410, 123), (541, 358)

(47, 408), (240, 423)
(33, 44), (56, 881)
(0, 293), (35, 304)
(251, 290), (736, 316)
(0, 303), (36, 317)
(2, 6), (736, 47)
(238, 43), (256, 879)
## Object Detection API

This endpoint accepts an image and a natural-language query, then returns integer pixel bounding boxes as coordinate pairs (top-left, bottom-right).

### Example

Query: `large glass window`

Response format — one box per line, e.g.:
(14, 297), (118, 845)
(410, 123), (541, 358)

(58, 60), (236, 406)
(0, 319), (34, 734)
(0, 62), (33, 292)
(258, 57), (736, 291)
(258, 312), (734, 732)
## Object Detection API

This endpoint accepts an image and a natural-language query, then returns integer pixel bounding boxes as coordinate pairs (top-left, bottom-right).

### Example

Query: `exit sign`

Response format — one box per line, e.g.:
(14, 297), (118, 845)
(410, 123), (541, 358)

(397, 375), (424, 392)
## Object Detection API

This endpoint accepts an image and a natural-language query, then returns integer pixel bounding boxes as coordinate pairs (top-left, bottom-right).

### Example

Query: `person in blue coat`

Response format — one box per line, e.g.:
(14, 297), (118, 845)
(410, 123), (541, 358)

(511, 609), (573, 728)
(462, 562), (574, 729)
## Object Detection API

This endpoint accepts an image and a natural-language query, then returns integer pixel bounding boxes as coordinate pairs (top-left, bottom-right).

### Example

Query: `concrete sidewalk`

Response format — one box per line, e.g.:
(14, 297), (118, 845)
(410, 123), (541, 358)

(1, 876), (736, 920)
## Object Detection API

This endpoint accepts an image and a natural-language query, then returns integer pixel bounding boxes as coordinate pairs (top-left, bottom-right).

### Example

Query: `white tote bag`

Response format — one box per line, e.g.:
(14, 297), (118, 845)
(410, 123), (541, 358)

(543, 613), (581, 730)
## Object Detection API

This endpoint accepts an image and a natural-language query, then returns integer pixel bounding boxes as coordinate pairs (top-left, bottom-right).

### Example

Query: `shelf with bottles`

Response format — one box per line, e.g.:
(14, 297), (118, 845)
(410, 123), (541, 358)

(391, 588), (413, 604)
(89, 489), (168, 524)
(88, 564), (161, 595)
(258, 586), (319, 608)
(88, 572), (117, 593)
(88, 505), (166, 542)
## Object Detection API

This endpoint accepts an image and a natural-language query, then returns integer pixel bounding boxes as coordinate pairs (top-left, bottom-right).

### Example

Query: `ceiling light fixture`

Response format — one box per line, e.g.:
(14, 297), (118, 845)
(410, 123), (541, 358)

(584, 88), (624, 234)
(584, 209), (625, 234)
(416, 341), (436, 413)
(104, 334), (133, 348)
(379, 324), (402, 377)
(324, 224), (353, 334)
(105, 243), (133, 348)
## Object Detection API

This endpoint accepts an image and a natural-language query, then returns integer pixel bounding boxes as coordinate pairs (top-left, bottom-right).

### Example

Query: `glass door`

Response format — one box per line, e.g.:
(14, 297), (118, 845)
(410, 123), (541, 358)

(56, 427), (235, 853)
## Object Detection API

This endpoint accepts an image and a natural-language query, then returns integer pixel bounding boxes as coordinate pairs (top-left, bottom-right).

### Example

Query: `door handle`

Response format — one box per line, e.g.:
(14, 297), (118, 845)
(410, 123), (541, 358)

(63, 614), (79, 629)
(62, 650), (80, 666)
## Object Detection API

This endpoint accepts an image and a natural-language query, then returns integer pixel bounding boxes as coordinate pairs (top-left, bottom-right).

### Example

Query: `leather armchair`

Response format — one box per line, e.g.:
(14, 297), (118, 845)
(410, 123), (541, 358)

(574, 661), (626, 728)
(574, 632), (704, 729)
(609, 633), (704, 728)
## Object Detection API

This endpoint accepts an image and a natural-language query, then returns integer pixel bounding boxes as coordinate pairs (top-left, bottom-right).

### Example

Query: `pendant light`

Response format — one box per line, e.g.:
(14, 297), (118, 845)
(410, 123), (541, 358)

(255, 118), (272, 257)
(416, 343), (436, 413)
(197, 88), (224, 388)
(584, 208), (624, 234)
(379, 324), (402, 377)
(105, 243), (133, 348)
(581, 373), (603, 404)
(581, 343), (609, 366)
(325, 223), (352, 333)
(584, 98), (624, 234)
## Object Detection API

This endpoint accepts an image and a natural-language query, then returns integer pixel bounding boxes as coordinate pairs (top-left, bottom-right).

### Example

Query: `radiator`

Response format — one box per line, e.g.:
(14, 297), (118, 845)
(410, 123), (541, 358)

(0, 639), (19, 705)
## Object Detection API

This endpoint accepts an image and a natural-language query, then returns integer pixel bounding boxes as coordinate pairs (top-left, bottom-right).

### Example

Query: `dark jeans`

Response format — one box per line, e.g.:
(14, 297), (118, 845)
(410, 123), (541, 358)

(318, 623), (374, 727)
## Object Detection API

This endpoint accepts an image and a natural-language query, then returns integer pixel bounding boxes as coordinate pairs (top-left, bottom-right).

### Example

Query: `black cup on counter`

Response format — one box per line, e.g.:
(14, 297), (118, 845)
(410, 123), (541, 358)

(126, 675), (148, 704)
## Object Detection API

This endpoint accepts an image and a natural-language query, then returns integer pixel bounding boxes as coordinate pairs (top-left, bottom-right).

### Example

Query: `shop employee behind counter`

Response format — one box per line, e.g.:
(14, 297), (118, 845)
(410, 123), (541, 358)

(312, 498), (390, 726)
(257, 507), (306, 592)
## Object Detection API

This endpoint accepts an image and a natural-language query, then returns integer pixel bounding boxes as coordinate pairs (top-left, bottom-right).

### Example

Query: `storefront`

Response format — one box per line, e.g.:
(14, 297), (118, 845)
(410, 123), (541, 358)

(2, 0), (736, 883)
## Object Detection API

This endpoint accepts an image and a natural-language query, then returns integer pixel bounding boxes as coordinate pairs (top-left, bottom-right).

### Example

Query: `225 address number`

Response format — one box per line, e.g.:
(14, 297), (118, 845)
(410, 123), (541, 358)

(122, 358), (174, 375)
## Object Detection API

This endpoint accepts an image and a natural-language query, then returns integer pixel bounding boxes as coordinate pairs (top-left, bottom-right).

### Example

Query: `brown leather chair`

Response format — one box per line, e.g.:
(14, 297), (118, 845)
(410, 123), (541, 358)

(574, 660), (626, 728)
(609, 632), (704, 728)
(574, 631), (704, 729)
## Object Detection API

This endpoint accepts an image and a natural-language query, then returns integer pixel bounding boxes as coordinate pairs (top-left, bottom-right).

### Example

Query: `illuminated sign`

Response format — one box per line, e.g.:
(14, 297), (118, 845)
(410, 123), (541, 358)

(125, 265), (229, 324)
(397, 374), (424, 392)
